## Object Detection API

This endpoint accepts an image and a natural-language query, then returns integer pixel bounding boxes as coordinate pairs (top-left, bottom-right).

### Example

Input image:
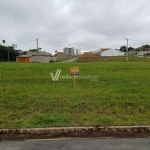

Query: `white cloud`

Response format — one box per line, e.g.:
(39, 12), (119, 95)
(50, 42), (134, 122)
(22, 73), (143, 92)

(0, 0), (150, 52)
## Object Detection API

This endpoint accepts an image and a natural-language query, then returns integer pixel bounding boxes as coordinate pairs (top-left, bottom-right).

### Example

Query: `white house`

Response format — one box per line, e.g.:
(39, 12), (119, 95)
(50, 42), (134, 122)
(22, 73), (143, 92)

(100, 49), (124, 56)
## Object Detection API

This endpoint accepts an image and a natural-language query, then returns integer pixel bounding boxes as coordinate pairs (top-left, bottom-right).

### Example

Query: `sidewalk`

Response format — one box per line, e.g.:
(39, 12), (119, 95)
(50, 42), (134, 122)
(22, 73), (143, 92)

(0, 126), (150, 140)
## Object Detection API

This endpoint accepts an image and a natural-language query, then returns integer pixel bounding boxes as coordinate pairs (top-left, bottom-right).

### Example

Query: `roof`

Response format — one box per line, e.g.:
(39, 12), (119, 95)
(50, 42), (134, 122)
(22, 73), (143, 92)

(101, 48), (111, 52)
(136, 46), (150, 51)
(27, 51), (52, 56)
(101, 49), (124, 53)
(16, 55), (32, 58)
(57, 52), (64, 54)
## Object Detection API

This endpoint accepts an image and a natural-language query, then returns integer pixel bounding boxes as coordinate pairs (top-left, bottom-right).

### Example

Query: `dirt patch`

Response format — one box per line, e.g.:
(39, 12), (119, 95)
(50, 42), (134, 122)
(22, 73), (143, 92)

(0, 126), (150, 141)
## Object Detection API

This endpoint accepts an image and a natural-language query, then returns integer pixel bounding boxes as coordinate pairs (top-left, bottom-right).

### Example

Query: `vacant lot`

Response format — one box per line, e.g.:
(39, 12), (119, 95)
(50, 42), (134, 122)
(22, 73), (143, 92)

(77, 56), (150, 62)
(0, 61), (150, 128)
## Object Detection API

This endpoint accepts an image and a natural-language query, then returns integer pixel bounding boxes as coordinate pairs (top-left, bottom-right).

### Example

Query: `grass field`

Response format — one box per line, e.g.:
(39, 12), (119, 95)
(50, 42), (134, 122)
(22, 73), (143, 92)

(77, 55), (150, 62)
(0, 59), (150, 128)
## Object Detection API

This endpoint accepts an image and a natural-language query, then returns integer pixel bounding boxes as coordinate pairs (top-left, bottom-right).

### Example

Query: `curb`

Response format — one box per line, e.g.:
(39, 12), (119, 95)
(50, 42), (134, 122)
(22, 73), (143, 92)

(0, 126), (150, 140)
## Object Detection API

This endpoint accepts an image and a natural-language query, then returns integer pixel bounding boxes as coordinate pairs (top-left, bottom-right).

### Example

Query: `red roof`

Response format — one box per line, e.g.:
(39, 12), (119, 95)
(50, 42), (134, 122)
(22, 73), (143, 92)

(101, 48), (110, 52)
(57, 52), (64, 54)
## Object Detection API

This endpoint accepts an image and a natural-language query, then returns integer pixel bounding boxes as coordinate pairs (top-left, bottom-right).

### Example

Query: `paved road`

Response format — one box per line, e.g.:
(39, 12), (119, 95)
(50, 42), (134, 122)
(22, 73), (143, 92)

(0, 138), (150, 150)
(62, 57), (78, 63)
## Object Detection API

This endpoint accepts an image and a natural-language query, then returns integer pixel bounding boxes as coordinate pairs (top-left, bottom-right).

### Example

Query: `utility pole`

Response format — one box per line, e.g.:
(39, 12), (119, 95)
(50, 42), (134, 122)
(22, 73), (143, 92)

(142, 42), (143, 55)
(36, 38), (39, 62)
(126, 38), (128, 62)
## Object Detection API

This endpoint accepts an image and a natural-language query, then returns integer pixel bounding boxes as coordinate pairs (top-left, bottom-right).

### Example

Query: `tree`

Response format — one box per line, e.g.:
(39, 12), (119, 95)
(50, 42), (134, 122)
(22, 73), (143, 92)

(29, 49), (37, 51)
(128, 47), (134, 51)
(0, 45), (10, 61)
(54, 50), (58, 56)
(22, 51), (27, 54)
(0, 45), (18, 61)
(119, 46), (127, 52)
(55, 50), (58, 54)
(143, 44), (150, 48)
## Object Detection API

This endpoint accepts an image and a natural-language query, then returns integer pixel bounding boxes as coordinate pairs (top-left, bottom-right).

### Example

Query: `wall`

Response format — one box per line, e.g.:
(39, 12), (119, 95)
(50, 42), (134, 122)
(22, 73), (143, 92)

(16, 57), (32, 63)
(101, 49), (124, 56)
(49, 57), (57, 62)
(137, 51), (150, 55)
(27, 51), (52, 56)
(81, 52), (99, 58)
(57, 53), (67, 59)
(32, 56), (57, 63)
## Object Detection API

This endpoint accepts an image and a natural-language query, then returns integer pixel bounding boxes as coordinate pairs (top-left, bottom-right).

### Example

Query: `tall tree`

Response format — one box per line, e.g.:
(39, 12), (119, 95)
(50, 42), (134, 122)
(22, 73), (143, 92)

(128, 47), (134, 51)
(119, 46), (127, 52)
(0, 45), (17, 61)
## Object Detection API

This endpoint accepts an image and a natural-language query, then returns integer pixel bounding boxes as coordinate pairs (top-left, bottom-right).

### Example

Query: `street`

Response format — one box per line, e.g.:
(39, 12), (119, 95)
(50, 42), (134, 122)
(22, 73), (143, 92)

(0, 138), (149, 150)
(62, 57), (78, 63)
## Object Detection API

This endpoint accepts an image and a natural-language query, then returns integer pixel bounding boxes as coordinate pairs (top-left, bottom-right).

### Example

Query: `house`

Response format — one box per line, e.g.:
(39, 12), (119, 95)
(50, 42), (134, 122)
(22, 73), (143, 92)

(27, 51), (57, 63)
(16, 55), (32, 63)
(56, 52), (67, 59)
(56, 52), (74, 60)
(136, 46), (150, 56)
(81, 50), (100, 58)
(16, 51), (57, 63)
(100, 49), (124, 56)
(136, 46), (150, 52)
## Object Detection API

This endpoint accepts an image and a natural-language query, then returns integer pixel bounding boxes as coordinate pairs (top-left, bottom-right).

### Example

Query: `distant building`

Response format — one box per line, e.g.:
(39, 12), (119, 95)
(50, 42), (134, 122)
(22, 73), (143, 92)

(81, 51), (99, 58)
(16, 55), (32, 63)
(136, 46), (150, 51)
(98, 48), (111, 53)
(27, 51), (52, 56)
(76, 49), (79, 55)
(63, 47), (74, 55)
(27, 51), (56, 63)
(136, 46), (150, 55)
(57, 52), (67, 59)
(16, 51), (57, 63)
(56, 52), (74, 60)
(100, 49), (124, 56)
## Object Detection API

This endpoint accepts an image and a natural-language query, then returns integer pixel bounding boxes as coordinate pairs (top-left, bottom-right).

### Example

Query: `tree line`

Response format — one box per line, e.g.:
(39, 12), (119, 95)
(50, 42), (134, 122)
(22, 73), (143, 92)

(0, 45), (20, 61)
(119, 44), (150, 52)
(0, 44), (42, 62)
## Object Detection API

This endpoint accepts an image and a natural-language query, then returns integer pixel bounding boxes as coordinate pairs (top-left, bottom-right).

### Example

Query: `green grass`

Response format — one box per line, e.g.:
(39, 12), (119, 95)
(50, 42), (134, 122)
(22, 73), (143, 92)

(0, 60), (150, 128)
(77, 55), (150, 62)
(57, 57), (73, 62)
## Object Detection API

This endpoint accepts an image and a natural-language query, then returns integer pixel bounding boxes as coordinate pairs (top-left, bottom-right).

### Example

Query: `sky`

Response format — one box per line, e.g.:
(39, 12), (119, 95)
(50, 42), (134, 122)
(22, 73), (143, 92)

(0, 0), (150, 54)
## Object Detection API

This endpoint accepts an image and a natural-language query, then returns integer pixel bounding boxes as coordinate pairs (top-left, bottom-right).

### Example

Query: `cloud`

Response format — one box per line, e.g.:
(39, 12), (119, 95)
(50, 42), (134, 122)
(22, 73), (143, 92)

(0, 0), (150, 52)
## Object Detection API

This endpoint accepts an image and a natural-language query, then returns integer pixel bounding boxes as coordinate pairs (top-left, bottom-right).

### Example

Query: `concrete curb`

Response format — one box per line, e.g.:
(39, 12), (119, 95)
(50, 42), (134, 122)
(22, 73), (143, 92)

(0, 126), (150, 140)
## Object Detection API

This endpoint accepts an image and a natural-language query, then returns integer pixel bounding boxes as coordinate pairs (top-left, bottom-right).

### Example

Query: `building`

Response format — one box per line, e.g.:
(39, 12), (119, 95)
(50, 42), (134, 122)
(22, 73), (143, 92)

(16, 51), (57, 63)
(76, 49), (79, 55)
(27, 51), (56, 63)
(63, 47), (74, 55)
(57, 52), (67, 60)
(136, 46), (150, 56)
(136, 46), (150, 52)
(16, 55), (32, 63)
(81, 51), (99, 58)
(100, 49), (124, 56)
(56, 52), (74, 60)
